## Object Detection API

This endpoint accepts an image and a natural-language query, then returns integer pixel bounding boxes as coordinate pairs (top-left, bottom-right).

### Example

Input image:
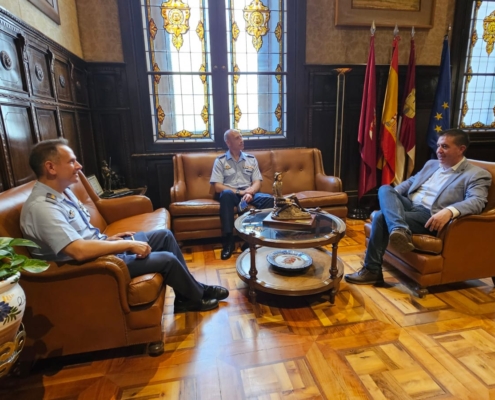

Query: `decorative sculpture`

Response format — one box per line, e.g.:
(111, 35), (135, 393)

(101, 160), (111, 192)
(271, 172), (312, 220)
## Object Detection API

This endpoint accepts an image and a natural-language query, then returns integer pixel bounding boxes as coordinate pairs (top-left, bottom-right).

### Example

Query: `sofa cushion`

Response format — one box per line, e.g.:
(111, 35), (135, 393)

(169, 199), (220, 217)
(296, 191), (348, 208)
(103, 208), (169, 236)
(128, 273), (163, 306)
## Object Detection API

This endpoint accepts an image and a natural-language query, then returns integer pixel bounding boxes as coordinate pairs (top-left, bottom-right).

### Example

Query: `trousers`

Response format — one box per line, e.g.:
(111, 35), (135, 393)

(117, 229), (204, 302)
(364, 185), (433, 272)
(218, 190), (274, 235)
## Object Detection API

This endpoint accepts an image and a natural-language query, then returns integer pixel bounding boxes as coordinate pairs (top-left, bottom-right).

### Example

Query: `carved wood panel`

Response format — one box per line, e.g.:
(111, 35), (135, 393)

(1, 105), (35, 186)
(0, 31), (24, 93)
(60, 110), (80, 160)
(77, 111), (98, 177)
(28, 47), (53, 99)
(54, 59), (72, 102)
(36, 107), (59, 141)
(73, 67), (89, 106)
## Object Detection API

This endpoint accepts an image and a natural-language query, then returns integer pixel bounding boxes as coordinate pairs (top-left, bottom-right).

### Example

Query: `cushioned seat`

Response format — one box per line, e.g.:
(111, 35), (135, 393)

(170, 148), (348, 241)
(364, 159), (495, 296)
(0, 172), (170, 362)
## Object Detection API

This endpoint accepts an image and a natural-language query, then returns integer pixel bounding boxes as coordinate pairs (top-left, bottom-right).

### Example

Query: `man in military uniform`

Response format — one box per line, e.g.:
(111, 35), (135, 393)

(210, 129), (274, 260)
(20, 138), (229, 313)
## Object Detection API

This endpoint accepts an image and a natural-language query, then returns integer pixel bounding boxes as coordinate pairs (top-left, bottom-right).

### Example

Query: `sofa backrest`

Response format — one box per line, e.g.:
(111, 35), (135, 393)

(173, 148), (323, 201)
(0, 173), (108, 257)
(468, 159), (495, 212)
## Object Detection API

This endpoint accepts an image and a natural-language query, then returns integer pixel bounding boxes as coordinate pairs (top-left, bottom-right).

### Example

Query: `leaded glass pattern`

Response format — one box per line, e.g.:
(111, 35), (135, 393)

(459, 1), (495, 130)
(226, 0), (287, 138)
(142, 0), (214, 142)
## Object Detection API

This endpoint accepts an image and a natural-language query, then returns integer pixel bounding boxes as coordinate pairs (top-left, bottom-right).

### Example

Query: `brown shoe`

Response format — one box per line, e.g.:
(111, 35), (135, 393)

(389, 228), (414, 253)
(345, 268), (384, 285)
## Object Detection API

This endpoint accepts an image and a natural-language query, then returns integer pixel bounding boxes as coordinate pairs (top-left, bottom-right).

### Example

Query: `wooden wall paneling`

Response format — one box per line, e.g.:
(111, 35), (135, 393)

(54, 59), (72, 103)
(36, 106), (59, 141)
(28, 46), (53, 99)
(0, 30), (24, 94)
(73, 67), (89, 106)
(60, 110), (81, 161)
(0, 111), (13, 190)
(1, 104), (36, 186)
(77, 111), (98, 177)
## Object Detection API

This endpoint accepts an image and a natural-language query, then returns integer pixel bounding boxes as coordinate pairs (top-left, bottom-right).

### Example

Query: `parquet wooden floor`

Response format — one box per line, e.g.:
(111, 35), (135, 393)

(2, 219), (495, 399)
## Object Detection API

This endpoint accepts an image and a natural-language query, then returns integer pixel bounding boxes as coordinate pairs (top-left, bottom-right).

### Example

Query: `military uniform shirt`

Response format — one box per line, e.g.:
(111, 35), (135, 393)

(210, 150), (262, 189)
(20, 181), (106, 262)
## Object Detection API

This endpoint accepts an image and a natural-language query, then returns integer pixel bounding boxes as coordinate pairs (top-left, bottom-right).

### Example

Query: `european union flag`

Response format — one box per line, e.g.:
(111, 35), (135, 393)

(426, 36), (451, 155)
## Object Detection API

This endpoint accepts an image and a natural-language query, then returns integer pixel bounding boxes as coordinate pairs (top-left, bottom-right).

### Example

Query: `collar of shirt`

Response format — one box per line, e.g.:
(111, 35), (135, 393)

(439, 156), (466, 173)
(34, 181), (65, 202)
(226, 150), (246, 162)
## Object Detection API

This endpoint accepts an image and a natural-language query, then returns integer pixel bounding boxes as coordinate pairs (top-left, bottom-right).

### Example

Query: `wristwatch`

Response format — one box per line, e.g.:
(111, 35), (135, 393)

(236, 189), (240, 195)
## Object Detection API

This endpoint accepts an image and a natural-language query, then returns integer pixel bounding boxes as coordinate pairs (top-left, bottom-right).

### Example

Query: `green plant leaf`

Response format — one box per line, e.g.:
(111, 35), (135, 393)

(9, 258), (24, 267)
(0, 237), (13, 248)
(10, 238), (41, 248)
(21, 258), (49, 273)
(0, 250), (11, 256)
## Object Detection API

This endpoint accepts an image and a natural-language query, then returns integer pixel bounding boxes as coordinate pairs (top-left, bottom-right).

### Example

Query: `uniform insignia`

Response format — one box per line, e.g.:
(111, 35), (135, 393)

(45, 193), (57, 203)
(246, 154), (255, 158)
(224, 164), (232, 170)
(78, 200), (91, 217)
(68, 209), (75, 219)
(217, 155), (226, 159)
(244, 165), (254, 170)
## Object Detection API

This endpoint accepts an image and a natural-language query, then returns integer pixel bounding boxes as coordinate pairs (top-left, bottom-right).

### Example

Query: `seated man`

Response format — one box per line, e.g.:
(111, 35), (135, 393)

(20, 139), (228, 313)
(346, 128), (492, 285)
(210, 129), (274, 260)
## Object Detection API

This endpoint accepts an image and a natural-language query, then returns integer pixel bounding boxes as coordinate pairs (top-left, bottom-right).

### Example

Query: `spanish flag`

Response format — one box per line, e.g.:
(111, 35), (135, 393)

(378, 35), (399, 185)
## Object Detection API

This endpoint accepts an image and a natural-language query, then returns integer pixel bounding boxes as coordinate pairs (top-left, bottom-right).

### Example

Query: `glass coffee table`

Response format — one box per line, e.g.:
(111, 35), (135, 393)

(234, 209), (346, 314)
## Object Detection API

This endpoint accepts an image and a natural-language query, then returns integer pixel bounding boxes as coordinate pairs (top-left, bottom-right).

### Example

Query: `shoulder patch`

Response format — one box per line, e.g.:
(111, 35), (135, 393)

(45, 193), (57, 203)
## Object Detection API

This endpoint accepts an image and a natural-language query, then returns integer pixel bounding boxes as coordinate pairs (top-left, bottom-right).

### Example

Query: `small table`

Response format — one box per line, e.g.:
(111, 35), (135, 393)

(234, 209), (346, 314)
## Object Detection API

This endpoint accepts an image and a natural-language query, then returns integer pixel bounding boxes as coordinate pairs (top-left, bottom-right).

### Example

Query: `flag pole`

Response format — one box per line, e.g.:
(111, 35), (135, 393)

(349, 21), (377, 220)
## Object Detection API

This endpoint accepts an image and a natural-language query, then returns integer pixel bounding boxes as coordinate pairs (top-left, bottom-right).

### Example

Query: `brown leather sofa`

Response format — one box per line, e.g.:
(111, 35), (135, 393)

(0, 172), (170, 362)
(170, 148), (348, 241)
(364, 159), (495, 297)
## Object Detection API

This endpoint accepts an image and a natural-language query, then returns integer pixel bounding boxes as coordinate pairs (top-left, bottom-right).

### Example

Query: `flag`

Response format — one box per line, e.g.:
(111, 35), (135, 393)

(358, 34), (377, 199)
(426, 36), (451, 154)
(378, 36), (399, 185)
(398, 35), (416, 181)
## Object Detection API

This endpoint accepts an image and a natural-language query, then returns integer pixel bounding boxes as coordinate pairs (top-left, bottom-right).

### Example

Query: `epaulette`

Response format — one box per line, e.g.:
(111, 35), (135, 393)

(217, 154), (226, 159)
(45, 193), (57, 203)
(246, 154), (255, 158)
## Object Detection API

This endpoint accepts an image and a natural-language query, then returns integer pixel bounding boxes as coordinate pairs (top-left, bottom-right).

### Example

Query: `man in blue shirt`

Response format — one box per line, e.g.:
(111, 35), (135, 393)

(210, 129), (274, 260)
(21, 138), (229, 313)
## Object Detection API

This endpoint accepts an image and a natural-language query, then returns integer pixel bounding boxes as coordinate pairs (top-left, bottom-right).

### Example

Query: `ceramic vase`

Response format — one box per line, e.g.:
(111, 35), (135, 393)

(0, 273), (25, 345)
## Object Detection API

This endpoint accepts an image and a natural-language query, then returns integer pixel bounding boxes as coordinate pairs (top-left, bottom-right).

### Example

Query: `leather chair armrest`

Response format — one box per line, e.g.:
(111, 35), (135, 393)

(315, 173), (343, 192)
(171, 181), (187, 203)
(95, 196), (154, 224)
(21, 255), (133, 313)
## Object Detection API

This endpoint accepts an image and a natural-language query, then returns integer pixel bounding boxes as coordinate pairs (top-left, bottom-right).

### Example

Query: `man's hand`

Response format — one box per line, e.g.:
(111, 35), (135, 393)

(244, 186), (256, 195)
(425, 208), (453, 232)
(106, 231), (136, 241)
(242, 193), (253, 203)
(127, 241), (151, 258)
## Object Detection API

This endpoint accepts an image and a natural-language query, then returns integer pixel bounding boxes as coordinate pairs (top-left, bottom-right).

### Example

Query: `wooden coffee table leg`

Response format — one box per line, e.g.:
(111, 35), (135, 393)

(328, 242), (340, 304)
(248, 243), (260, 315)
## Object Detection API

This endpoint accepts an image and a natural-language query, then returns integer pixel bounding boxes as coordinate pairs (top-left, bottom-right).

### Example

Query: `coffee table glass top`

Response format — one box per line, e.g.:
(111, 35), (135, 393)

(235, 209), (346, 247)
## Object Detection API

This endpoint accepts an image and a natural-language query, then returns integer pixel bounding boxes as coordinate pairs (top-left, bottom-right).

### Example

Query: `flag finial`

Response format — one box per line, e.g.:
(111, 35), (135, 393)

(394, 24), (399, 37)
(371, 21), (376, 36)
(411, 26), (415, 38)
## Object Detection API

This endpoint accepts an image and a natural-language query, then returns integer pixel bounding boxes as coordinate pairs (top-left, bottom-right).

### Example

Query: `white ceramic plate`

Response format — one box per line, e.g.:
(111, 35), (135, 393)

(266, 250), (312, 271)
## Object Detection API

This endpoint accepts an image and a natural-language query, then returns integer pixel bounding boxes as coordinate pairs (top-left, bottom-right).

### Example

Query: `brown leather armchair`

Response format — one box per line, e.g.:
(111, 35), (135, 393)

(364, 159), (495, 297)
(0, 172), (170, 362)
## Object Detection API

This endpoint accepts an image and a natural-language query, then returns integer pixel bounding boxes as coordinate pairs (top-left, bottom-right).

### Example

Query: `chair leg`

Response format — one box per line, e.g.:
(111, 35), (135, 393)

(492, 277), (495, 286)
(147, 341), (164, 357)
(416, 287), (429, 298)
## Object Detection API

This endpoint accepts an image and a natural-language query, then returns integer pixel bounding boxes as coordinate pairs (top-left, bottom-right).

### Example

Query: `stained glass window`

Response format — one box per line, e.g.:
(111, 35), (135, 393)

(142, 0), (214, 142)
(459, 1), (495, 130)
(141, 0), (287, 143)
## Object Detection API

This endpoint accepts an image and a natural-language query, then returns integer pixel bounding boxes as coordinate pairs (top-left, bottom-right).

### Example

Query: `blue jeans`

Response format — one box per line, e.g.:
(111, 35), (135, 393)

(364, 185), (433, 272)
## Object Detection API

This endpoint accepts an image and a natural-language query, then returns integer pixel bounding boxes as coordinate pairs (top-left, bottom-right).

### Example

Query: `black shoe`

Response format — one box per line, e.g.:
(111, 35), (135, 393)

(221, 236), (235, 260)
(203, 285), (229, 301)
(345, 268), (384, 285)
(174, 298), (219, 313)
(389, 228), (414, 253)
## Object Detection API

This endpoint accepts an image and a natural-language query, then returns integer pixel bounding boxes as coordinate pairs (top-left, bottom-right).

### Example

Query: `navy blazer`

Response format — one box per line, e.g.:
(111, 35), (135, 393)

(395, 159), (492, 216)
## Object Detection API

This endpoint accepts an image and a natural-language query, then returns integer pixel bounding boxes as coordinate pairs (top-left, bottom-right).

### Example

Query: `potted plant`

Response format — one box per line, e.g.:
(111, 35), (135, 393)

(0, 237), (49, 375)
